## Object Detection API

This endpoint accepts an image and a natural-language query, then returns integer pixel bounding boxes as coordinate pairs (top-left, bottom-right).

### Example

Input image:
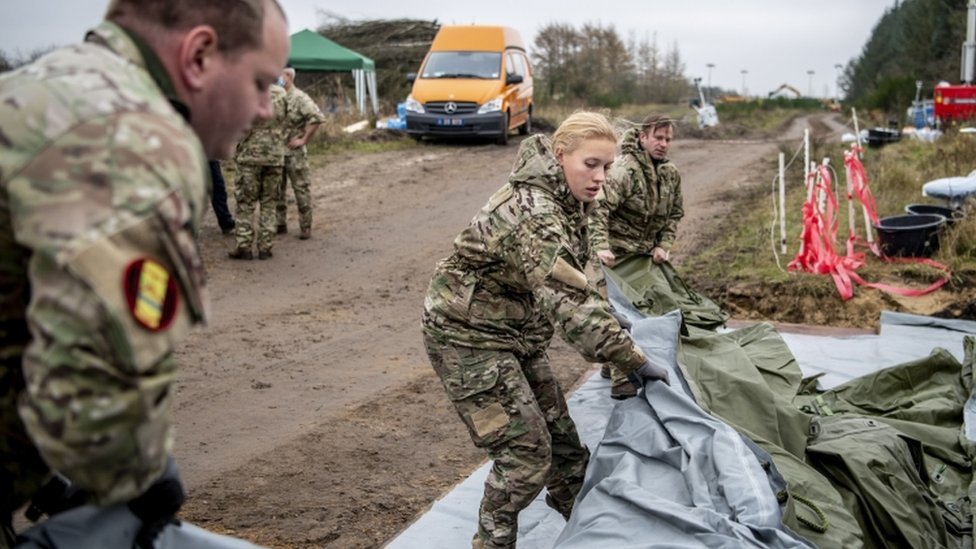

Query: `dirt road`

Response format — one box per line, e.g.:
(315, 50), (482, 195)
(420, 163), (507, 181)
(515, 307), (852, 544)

(174, 116), (841, 546)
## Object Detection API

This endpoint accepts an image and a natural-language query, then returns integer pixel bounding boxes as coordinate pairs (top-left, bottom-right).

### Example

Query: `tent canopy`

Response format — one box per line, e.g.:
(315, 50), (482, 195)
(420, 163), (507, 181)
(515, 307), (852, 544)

(287, 29), (378, 115)
(288, 29), (375, 72)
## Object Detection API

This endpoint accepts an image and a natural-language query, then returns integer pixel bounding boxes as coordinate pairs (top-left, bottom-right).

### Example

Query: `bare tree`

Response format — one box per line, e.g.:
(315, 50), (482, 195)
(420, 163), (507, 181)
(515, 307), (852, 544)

(532, 21), (687, 106)
(532, 22), (580, 102)
(0, 46), (57, 73)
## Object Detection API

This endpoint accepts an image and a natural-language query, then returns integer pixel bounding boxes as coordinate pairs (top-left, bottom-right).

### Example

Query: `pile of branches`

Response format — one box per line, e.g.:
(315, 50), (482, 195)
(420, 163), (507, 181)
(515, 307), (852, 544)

(312, 16), (440, 113)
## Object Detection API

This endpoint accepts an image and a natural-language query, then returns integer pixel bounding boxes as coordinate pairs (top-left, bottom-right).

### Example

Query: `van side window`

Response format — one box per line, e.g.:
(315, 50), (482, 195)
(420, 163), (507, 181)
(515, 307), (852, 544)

(507, 52), (528, 78)
(517, 53), (530, 78)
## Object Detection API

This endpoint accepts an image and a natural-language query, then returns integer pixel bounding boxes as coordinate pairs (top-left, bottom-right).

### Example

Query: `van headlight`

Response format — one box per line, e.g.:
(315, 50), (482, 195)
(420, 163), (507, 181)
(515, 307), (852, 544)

(405, 95), (424, 114)
(477, 96), (503, 114)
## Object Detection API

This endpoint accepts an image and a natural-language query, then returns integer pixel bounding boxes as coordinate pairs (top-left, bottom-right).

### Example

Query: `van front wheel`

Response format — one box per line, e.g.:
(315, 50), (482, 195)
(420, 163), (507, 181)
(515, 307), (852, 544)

(518, 110), (532, 135)
(496, 113), (510, 146)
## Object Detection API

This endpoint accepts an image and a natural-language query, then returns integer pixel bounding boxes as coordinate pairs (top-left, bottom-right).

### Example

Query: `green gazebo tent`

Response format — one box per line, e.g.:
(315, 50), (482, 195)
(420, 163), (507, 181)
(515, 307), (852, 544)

(288, 29), (378, 114)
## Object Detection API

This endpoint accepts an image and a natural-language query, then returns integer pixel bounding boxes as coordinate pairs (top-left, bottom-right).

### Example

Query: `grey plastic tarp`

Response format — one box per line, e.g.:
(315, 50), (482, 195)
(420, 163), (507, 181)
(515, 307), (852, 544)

(553, 285), (813, 548)
(386, 279), (976, 548)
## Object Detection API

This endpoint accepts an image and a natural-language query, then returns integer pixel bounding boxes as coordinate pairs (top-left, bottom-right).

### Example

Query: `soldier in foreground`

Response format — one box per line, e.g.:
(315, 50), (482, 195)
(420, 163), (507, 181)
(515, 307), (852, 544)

(421, 111), (670, 549)
(229, 83), (289, 260)
(0, 0), (289, 545)
(278, 66), (326, 240)
(589, 114), (684, 399)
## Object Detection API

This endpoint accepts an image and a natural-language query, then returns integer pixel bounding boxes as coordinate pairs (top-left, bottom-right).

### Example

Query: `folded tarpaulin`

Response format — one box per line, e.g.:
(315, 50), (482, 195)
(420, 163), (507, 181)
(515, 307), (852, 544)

(923, 175), (976, 206)
(555, 299), (813, 547)
(557, 273), (976, 548)
(604, 254), (729, 333)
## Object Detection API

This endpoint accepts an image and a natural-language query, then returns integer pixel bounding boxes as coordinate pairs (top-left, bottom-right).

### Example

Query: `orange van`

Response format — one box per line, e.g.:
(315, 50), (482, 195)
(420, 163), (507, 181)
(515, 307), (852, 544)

(405, 25), (533, 145)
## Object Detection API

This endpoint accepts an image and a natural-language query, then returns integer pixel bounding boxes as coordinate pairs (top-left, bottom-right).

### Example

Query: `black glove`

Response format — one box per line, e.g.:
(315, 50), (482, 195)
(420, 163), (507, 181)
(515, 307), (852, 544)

(128, 457), (185, 548)
(629, 359), (670, 388)
(609, 308), (632, 331)
(24, 473), (88, 522)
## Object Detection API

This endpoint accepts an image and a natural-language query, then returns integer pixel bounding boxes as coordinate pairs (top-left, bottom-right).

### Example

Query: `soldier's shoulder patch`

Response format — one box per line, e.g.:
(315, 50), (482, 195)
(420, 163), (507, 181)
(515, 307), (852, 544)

(551, 256), (588, 290)
(123, 257), (179, 331)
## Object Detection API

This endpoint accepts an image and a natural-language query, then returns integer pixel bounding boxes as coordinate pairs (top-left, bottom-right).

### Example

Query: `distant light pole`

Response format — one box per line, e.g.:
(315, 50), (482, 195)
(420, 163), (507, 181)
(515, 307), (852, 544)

(740, 69), (748, 96)
(706, 63), (715, 102)
(807, 70), (816, 97)
(833, 63), (843, 100)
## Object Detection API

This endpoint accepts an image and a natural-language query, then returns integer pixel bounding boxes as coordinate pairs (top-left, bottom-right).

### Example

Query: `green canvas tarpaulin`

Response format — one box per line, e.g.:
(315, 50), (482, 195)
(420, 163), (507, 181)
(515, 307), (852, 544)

(288, 29), (378, 114)
(603, 255), (729, 334)
(557, 266), (976, 548)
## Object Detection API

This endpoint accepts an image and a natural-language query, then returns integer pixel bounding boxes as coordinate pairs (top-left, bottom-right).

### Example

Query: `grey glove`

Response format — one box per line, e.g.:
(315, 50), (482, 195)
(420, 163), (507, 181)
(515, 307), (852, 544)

(633, 359), (670, 387)
(609, 308), (632, 331)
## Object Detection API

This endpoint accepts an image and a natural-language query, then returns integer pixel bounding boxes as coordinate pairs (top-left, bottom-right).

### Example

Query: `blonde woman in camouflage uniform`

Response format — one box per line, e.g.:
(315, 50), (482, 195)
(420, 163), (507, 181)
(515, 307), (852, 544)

(589, 113), (684, 399)
(0, 0), (288, 544)
(422, 111), (670, 549)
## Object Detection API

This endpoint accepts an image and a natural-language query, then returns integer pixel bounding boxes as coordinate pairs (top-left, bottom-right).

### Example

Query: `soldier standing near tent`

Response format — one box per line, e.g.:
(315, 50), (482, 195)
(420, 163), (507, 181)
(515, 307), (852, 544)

(589, 113), (684, 399)
(422, 111), (670, 549)
(0, 0), (288, 544)
(277, 66), (326, 239)
(229, 83), (289, 260)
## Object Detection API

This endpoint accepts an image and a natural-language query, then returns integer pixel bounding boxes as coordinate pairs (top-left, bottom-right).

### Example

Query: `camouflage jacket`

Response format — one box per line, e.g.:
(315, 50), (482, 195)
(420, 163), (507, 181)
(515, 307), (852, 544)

(422, 135), (645, 371)
(589, 127), (684, 255)
(284, 85), (326, 157)
(235, 84), (288, 166)
(0, 21), (209, 511)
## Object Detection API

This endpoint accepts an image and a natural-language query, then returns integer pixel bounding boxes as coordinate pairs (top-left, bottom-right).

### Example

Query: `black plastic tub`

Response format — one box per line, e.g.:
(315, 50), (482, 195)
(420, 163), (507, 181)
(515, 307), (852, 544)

(873, 214), (946, 257)
(866, 128), (901, 148)
(904, 203), (965, 225)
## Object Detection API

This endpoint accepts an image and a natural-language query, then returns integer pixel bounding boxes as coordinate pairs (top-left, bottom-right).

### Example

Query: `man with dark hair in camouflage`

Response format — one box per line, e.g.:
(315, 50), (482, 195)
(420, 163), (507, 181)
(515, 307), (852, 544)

(0, 0), (289, 545)
(229, 83), (289, 260)
(590, 113), (684, 399)
(422, 111), (670, 549)
(277, 66), (326, 240)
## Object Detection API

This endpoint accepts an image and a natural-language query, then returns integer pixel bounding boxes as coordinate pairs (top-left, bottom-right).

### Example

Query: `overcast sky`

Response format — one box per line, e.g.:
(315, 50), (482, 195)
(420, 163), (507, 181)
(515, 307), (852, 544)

(1, 1), (898, 99)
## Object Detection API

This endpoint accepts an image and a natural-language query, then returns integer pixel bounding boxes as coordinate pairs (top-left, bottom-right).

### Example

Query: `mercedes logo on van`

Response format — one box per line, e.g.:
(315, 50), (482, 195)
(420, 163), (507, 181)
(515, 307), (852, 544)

(444, 102), (458, 114)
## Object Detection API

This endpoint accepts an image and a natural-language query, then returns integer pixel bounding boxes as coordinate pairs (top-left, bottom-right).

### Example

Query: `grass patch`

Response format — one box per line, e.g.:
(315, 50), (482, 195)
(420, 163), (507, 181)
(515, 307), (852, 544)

(534, 103), (689, 131)
(534, 101), (822, 141)
(682, 130), (976, 325)
(306, 133), (418, 165)
(299, 109), (421, 168)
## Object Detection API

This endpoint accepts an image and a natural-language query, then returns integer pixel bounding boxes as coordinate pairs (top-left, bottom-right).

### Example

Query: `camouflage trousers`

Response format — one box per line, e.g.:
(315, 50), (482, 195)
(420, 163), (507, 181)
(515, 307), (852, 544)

(278, 153), (312, 232)
(423, 334), (590, 549)
(234, 164), (281, 253)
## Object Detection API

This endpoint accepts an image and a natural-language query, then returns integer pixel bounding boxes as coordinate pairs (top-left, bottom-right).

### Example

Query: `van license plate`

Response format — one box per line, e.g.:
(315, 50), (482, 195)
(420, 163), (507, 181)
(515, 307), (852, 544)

(436, 117), (463, 126)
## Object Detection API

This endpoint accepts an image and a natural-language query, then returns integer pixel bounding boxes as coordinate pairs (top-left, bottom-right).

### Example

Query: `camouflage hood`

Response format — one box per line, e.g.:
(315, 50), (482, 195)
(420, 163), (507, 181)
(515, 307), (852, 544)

(508, 134), (587, 215)
(620, 127), (655, 172)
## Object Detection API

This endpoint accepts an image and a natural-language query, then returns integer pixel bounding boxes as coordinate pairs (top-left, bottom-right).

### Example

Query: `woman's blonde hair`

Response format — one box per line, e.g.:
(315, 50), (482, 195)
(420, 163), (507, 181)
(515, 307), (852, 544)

(551, 111), (617, 154)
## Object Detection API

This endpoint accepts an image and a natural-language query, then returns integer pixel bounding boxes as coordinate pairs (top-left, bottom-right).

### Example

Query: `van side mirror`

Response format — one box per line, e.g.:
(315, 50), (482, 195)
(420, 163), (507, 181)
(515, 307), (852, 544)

(505, 74), (523, 85)
(406, 72), (417, 83)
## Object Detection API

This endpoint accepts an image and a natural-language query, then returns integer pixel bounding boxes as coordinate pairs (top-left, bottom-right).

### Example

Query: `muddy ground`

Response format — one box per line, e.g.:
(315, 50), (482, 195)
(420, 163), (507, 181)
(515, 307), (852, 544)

(171, 114), (972, 547)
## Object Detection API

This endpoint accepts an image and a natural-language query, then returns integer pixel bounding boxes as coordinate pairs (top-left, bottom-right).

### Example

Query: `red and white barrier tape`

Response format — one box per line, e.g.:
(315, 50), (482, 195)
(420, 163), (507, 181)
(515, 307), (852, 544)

(788, 144), (951, 300)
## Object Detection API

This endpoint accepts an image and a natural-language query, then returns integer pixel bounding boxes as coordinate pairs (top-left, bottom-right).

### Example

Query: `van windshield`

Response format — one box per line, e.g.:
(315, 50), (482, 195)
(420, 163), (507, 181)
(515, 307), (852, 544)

(420, 52), (501, 79)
